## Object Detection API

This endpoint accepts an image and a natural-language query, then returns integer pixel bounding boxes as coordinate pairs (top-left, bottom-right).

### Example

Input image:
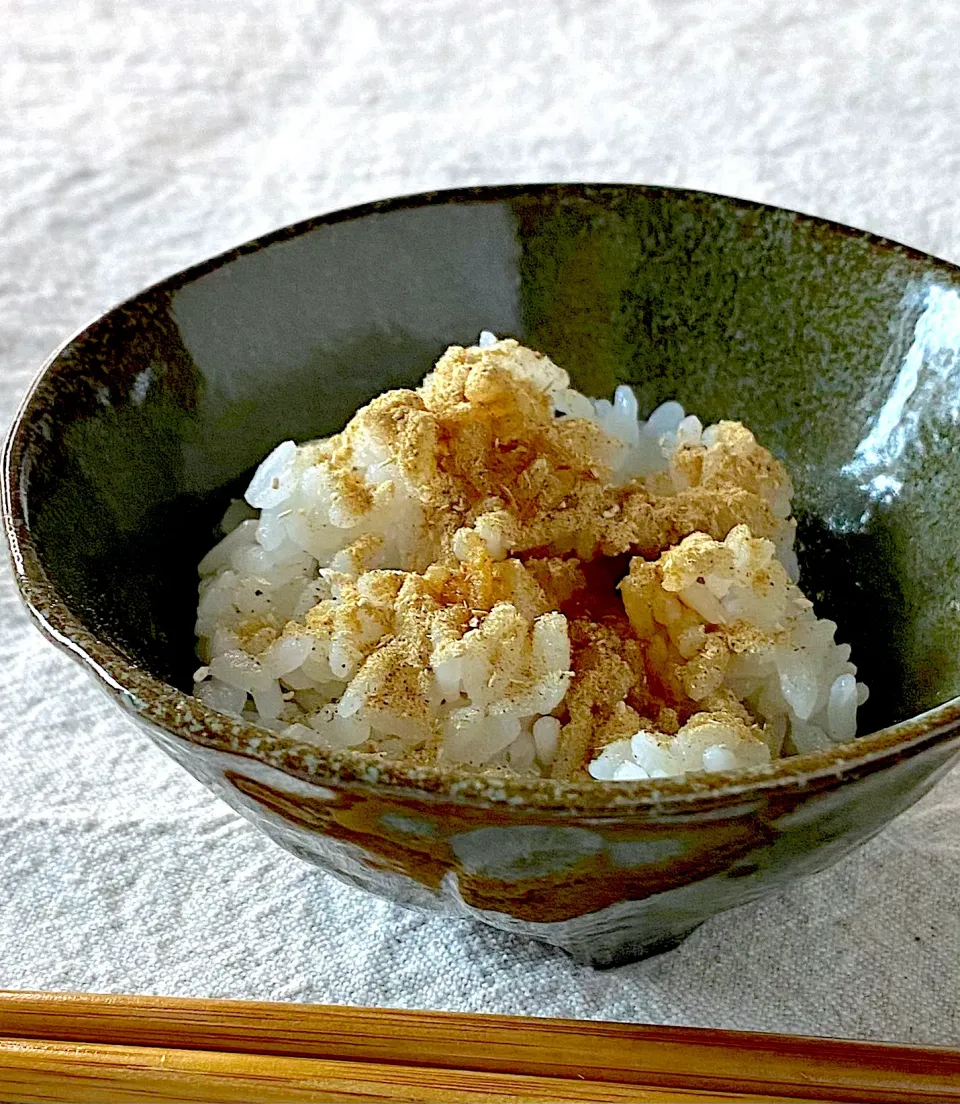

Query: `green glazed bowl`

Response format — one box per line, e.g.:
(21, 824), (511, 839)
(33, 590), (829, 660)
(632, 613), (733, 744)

(6, 184), (960, 966)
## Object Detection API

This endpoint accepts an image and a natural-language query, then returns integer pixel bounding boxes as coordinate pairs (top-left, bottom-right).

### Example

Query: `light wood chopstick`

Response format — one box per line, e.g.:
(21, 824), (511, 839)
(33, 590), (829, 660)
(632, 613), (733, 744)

(0, 990), (957, 1103)
(0, 1037), (787, 1104)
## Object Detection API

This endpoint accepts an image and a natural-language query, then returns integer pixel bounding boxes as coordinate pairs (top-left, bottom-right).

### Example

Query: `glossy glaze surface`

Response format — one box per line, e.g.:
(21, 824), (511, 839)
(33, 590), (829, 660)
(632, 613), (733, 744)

(7, 185), (960, 963)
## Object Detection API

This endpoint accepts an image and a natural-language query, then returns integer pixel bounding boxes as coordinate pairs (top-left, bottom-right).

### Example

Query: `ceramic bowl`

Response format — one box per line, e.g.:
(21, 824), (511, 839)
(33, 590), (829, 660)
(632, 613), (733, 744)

(6, 184), (960, 967)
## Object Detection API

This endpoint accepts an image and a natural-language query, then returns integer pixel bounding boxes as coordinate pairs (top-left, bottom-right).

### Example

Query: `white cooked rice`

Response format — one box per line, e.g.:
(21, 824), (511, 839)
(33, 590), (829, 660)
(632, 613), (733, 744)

(193, 334), (868, 781)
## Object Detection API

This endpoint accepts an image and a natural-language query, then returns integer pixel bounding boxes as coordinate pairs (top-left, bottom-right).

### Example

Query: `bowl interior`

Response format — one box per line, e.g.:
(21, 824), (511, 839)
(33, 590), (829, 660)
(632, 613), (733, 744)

(12, 185), (960, 739)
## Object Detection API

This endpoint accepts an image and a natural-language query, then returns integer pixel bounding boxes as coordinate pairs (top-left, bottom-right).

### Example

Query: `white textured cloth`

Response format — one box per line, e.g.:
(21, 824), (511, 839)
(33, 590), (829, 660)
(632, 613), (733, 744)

(3, 0), (960, 1046)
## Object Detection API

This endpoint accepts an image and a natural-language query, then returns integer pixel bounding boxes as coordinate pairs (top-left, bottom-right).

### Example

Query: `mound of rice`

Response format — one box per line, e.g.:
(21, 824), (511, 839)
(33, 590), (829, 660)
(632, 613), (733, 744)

(193, 334), (868, 781)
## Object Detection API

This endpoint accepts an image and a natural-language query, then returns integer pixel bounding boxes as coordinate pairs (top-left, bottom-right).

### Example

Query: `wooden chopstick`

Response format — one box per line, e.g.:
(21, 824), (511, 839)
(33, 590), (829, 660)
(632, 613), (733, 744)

(0, 1037), (784, 1104)
(0, 990), (957, 1104)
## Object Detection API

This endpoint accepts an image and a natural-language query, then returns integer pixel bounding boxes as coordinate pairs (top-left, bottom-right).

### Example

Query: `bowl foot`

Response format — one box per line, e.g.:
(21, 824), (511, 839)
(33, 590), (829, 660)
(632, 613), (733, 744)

(565, 922), (704, 968)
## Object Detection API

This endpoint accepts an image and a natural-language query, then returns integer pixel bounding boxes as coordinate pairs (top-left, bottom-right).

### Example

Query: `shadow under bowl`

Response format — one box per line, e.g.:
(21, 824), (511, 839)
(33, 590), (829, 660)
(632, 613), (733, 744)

(6, 184), (960, 966)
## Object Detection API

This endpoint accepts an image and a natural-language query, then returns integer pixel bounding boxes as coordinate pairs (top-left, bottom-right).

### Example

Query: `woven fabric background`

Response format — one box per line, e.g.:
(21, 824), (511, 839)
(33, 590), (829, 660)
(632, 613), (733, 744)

(3, 0), (959, 1044)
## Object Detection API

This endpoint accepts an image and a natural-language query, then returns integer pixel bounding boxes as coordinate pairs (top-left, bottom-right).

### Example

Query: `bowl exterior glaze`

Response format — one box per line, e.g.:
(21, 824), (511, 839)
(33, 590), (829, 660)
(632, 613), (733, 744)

(140, 711), (959, 966)
(7, 184), (960, 966)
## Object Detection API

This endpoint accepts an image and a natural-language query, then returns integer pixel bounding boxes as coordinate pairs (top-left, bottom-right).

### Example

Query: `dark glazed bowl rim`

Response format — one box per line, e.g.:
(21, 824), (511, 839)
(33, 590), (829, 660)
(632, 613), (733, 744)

(6, 182), (960, 814)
